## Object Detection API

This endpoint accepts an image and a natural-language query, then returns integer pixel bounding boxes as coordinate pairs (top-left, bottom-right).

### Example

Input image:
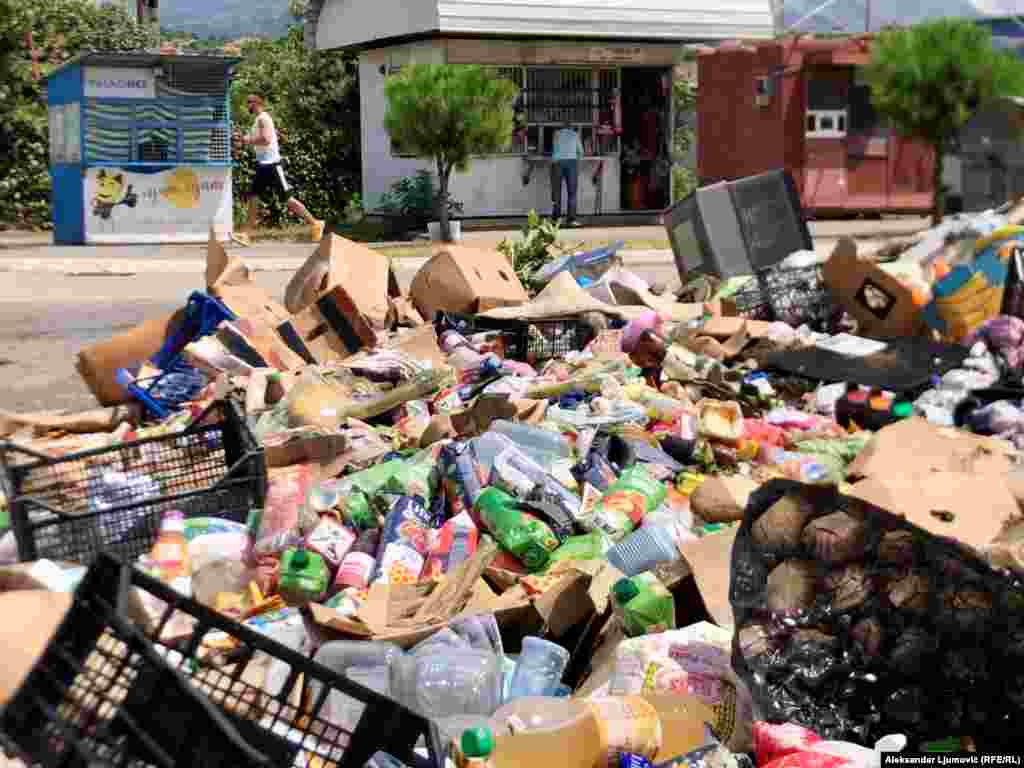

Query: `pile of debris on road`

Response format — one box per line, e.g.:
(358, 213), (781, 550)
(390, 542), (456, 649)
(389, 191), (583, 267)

(2, 170), (1024, 767)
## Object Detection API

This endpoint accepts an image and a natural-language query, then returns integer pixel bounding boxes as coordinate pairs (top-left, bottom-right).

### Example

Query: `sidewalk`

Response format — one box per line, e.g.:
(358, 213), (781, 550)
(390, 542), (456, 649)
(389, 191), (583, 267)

(0, 217), (922, 274)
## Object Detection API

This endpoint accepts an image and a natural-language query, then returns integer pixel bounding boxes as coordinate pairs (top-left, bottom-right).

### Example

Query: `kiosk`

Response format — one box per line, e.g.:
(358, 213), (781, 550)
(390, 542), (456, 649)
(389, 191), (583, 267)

(46, 52), (240, 244)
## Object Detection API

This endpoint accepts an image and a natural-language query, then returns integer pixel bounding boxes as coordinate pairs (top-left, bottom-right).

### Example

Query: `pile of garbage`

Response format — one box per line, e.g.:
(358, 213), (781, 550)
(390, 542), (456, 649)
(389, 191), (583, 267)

(2, 192), (1024, 768)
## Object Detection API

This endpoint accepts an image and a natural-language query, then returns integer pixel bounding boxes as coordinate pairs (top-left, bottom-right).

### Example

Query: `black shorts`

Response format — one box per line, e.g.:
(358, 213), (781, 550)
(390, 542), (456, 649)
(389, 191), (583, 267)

(250, 162), (291, 203)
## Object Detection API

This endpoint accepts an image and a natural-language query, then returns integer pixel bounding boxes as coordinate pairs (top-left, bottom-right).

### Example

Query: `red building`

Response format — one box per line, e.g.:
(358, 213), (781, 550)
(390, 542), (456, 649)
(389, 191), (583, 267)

(697, 35), (934, 215)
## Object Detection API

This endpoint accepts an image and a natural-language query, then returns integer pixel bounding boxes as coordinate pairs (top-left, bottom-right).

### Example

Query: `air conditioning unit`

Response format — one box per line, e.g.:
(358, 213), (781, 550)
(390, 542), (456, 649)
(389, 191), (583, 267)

(754, 76), (773, 107)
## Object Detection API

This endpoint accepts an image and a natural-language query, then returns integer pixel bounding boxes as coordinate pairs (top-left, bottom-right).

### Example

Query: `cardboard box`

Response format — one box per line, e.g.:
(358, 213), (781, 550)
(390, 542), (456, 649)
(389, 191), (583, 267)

(409, 245), (528, 320)
(76, 310), (187, 405)
(280, 285), (382, 365)
(845, 417), (1015, 481)
(823, 237), (927, 339)
(285, 234), (400, 325)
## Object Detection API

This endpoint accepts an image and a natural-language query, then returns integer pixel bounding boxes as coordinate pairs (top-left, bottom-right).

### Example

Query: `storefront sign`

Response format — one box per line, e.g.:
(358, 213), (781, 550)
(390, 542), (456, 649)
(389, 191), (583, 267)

(84, 166), (232, 243)
(84, 66), (155, 99)
(588, 47), (645, 63)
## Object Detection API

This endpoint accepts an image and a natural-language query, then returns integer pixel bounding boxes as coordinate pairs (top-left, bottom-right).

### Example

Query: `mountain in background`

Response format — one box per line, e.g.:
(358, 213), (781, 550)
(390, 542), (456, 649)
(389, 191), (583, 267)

(158, 0), (1005, 41)
(159, 0), (295, 39)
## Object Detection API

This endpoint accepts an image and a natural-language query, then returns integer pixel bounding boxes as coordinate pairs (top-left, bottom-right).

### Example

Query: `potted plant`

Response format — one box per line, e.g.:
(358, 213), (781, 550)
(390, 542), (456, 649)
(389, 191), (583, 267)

(428, 194), (464, 241)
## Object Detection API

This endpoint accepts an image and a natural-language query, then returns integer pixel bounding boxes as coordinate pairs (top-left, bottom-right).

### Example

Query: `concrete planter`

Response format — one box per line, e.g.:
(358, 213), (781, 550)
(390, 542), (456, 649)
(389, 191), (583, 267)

(428, 220), (462, 242)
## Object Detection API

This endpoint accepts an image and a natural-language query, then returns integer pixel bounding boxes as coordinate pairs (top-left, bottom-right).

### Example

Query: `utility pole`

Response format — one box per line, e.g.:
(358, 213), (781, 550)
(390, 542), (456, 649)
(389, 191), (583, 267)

(865, 0), (871, 33)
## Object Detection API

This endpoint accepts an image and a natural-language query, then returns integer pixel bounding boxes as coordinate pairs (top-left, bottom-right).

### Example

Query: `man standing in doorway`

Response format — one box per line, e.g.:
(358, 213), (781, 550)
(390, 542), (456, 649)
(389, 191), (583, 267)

(550, 120), (584, 226)
(235, 94), (323, 244)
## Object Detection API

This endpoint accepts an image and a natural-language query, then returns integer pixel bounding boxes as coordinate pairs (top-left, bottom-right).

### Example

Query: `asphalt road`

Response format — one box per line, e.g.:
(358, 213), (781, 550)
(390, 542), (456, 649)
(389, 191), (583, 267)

(4, 262), (682, 413)
(0, 214), (924, 414)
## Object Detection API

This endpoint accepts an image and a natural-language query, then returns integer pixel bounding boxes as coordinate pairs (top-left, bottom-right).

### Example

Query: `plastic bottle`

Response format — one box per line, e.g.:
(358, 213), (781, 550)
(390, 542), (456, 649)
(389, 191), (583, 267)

(278, 545), (329, 605)
(606, 524), (681, 577)
(622, 383), (689, 422)
(642, 693), (718, 762)
(471, 432), (517, 475)
(757, 445), (829, 483)
(390, 648), (503, 718)
(314, 639), (405, 674)
(592, 465), (668, 541)
(489, 421), (572, 465)
(150, 510), (190, 581)
(507, 636), (570, 700)
(612, 573), (676, 637)
(475, 487), (560, 572)
(491, 697), (603, 768)
(454, 727), (496, 768)
(336, 528), (380, 589)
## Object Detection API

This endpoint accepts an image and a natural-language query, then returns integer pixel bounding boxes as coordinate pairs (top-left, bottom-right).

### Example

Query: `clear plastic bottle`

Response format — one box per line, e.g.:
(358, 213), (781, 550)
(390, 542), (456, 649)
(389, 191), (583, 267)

(471, 432), (517, 475)
(312, 641), (405, 731)
(605, 523), (681, 577)
(489, 421), (571, 465)
(507, 637), (570, 700)
(390, 648), (504, 718)
(490, 697), (602, 768)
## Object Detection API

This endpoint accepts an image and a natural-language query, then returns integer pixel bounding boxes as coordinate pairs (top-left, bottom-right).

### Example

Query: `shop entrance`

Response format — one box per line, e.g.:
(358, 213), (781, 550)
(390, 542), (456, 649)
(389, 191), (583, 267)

(619, 67), (671, 211)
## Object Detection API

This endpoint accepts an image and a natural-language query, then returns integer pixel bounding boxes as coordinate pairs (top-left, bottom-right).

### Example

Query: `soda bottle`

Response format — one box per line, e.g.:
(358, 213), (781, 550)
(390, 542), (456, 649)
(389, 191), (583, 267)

(150, 510), (190, 582)
(474, 487), (559, 572)
(278, 545), (329, 605)
(336, 528), (381, 590)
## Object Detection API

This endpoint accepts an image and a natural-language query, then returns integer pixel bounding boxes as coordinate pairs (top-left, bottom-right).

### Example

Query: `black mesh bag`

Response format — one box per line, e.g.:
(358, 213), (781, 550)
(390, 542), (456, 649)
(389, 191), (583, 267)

(730, 479), (1024, 750)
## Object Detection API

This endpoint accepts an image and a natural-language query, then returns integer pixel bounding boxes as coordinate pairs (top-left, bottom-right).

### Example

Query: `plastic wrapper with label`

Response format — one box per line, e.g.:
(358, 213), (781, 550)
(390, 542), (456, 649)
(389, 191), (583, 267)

(593, 466), (668, 541)
(606, 622), (754, 754)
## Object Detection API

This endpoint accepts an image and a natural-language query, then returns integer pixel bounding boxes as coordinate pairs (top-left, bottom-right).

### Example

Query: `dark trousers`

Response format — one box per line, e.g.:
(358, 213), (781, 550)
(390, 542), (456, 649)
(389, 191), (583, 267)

(550, 159), (579, 219)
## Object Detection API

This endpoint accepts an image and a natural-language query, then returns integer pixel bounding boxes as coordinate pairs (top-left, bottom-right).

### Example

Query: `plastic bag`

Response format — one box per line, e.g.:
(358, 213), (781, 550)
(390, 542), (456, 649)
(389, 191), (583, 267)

(732, 479), (1024, 750)
(607, 622), (754, 754)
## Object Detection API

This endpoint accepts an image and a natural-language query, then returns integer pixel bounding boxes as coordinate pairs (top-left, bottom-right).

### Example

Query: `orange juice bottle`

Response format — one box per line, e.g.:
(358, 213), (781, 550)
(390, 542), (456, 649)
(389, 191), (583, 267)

(150, 510), (190, 581)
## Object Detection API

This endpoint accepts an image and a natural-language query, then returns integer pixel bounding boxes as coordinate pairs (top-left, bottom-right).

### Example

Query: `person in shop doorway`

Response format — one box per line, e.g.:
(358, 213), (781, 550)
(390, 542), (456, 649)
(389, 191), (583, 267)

(550, 120), (584, 227)
(234, 93), (323, 245)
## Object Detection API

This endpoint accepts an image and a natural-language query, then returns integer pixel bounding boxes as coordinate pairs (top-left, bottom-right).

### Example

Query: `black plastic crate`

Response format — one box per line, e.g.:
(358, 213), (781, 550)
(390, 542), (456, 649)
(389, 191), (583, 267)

(725, 264), (838, 331)
(0, 397), (265, 565)
(435, 311), (596, 364)
(0, 554), (444, 768)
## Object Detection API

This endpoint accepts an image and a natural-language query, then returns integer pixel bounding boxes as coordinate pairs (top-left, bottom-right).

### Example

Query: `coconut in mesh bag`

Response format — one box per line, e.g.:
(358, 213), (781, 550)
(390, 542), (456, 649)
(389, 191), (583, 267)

(730, 479), (1024, 751)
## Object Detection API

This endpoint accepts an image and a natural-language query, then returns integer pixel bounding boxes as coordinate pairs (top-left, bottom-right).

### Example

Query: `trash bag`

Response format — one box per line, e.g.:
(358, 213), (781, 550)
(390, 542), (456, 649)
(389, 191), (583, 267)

(730, 479), (1024, 750)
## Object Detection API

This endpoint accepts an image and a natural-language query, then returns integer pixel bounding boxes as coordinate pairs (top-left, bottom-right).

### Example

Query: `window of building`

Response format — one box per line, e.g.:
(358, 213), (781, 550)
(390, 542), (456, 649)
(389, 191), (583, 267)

(389, 65), (621, 159)
(806, 75), (848, 138)
(848, 68), (889, 137)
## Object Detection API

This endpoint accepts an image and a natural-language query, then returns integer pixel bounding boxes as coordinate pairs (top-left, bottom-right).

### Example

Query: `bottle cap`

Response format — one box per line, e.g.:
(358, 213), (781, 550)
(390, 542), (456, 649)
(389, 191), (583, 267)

(291, 547), (308, 568)
(460, 727), (494, 758)
(892, 402), (913, 419)
(612, 577), (640, 605)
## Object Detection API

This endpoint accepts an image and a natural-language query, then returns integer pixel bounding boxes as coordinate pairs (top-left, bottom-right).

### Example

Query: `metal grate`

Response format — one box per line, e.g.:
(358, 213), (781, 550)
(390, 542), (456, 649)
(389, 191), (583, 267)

(521, 67), (619, 156)
(85, 96), (231, 165)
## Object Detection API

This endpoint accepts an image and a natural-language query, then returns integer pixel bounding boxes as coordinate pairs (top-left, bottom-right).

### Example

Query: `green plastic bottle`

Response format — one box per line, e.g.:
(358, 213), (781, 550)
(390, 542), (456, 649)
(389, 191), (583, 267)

(592, 465), (668, 540)
(278, 545), (329, 605)
(456, 727), (495, 767)
(612, 572), (676, 637)
(475, 487), (559, 572)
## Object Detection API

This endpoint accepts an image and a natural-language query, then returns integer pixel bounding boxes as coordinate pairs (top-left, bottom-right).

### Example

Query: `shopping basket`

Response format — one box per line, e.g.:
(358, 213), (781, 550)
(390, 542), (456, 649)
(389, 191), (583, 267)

(0, 397), (265, 565)
(0, 553), (444, 768)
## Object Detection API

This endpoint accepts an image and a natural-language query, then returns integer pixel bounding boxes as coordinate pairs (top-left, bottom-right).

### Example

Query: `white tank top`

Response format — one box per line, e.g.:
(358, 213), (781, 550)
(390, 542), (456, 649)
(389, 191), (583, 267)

(250, 111), (281, 164)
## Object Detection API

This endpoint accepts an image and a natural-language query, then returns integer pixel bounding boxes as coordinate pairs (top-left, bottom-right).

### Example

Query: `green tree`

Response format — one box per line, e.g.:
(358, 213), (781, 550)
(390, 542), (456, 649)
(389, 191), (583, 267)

(865, 18), (1024, 224)
(383, 64), (518, 241)
(0, 0), (154, 228)
(230, 26), (360, 227)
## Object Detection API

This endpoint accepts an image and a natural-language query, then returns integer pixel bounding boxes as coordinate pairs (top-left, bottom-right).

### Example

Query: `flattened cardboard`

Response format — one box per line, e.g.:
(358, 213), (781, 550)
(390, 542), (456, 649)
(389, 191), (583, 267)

(845, 417), (1015, 480)
(699, 317), (773, 339)
(76, 310), (187, 405)
(388, 325), (447, 369)
(823, 237), (926, 339)
(677, 526), (739, 630)
(209, 274), (307, 370)
(410, 245), (528, 320)
(848, 471), (1019, 554)
(261, 431), (351, 469)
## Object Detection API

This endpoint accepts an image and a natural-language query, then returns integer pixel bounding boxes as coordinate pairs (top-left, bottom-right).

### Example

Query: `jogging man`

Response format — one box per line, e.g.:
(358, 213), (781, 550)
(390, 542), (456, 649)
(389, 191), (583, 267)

(235, 94), (323, 244)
